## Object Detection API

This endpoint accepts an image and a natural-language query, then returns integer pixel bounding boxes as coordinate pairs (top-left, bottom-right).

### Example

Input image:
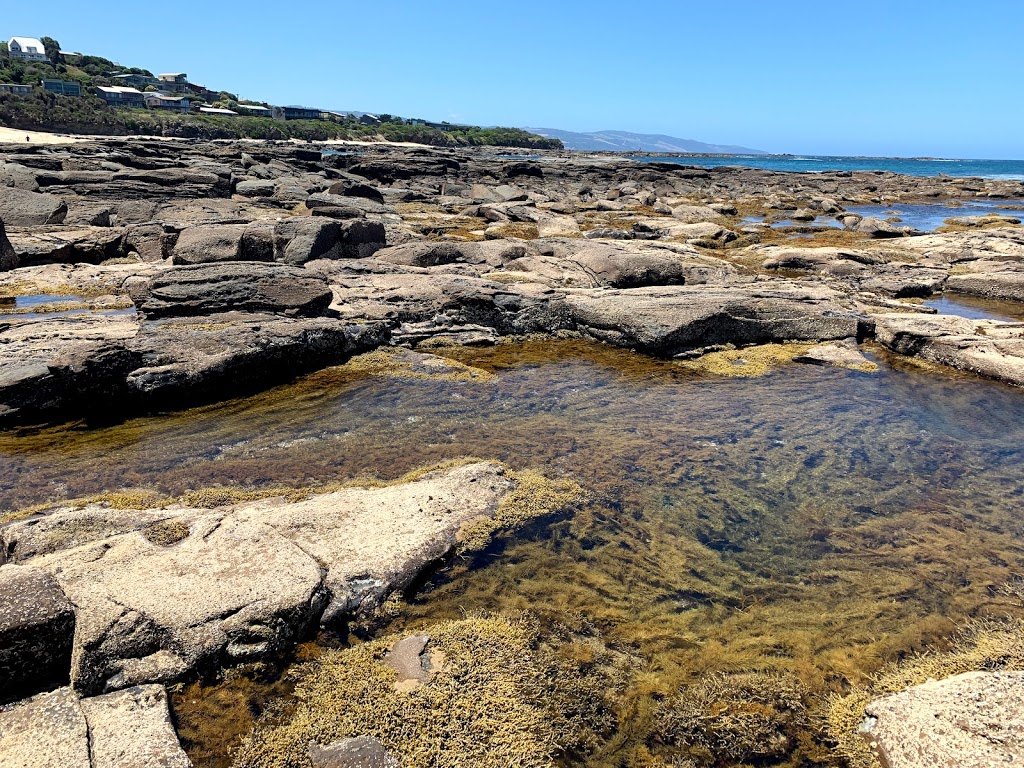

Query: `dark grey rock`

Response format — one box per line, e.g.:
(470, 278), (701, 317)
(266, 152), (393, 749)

(0, 565), (76, 703)
(309, 737), (402, 768)
(133, 262), (334, 318)
(0, 188), (68, 226)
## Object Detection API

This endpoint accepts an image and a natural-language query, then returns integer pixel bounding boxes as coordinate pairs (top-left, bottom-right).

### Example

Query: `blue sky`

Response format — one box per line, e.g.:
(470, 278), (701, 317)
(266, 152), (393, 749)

(4, 1), (1021, 158)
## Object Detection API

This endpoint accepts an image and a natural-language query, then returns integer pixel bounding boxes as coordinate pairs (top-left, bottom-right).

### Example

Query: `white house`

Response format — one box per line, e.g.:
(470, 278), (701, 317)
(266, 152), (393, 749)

(199, 107), (237, 116)
(8, 37), (48, 62)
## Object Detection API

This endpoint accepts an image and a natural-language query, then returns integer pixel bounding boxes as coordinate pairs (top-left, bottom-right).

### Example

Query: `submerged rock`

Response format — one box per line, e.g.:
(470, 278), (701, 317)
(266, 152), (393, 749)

(309, 737), (401, 768)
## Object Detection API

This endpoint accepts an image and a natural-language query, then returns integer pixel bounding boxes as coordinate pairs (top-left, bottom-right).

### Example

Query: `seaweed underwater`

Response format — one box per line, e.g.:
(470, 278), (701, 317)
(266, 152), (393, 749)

(3, 340), (1024, 765)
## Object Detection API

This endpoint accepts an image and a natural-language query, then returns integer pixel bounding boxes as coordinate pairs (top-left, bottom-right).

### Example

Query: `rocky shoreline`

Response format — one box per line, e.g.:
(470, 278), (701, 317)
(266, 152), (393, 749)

(3, 137), (1024, 767)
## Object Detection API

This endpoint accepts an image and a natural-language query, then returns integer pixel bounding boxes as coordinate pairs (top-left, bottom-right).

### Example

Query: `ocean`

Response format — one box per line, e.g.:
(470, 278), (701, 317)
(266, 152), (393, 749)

(628, 154), (1024, 179)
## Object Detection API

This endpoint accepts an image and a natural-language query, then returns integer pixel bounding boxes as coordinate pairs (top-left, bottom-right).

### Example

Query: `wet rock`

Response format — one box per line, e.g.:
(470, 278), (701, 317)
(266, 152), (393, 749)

(309, 737), (402, 768)
(875, 312), (1024, 386)
(944, 214), (1021, 228)
(0, 685), (191, 768)
(862, 671), (1024, 768)
(132, 262), (334, 318)
(0, 566), (76, 703)
(2, 462), (515, 694)
(0, 188), (68, 226)
(793, 339), (876, 371)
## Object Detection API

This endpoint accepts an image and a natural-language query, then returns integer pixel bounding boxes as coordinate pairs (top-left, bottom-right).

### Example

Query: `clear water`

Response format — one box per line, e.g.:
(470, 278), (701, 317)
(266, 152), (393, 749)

(743, 200), (1024, 233)
(6, 342), (1024, 765)
(630, 154), (1024, 179)
(925, 294), (1024, 322)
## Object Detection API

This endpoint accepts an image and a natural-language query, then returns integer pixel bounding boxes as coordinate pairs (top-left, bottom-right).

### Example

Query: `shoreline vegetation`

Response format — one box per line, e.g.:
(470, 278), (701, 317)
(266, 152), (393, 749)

(0, 42), (562, 148)
(0, 92), (562, 147)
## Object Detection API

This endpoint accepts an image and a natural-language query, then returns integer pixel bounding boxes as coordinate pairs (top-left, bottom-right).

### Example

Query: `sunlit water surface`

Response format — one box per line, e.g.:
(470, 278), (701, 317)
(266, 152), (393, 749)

(4, 341), (1024, 765)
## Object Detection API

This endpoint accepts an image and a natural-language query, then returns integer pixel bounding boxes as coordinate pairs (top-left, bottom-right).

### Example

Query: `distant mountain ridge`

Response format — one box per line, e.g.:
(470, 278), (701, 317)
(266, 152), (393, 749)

(523, 128), (766, 155)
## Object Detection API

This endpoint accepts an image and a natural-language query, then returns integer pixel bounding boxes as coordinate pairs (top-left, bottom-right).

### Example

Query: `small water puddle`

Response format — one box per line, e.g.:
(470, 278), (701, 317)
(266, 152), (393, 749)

(924, 294), (1024, 322)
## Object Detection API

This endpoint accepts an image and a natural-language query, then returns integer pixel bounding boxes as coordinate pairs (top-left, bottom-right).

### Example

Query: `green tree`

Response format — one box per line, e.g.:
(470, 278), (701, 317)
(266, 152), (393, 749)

(40, 37), (62, 68)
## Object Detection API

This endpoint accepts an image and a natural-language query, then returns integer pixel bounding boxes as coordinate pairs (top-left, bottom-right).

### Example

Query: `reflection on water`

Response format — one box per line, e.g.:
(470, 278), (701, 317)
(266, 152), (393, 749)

(925, 293), (1024, 322)
(4, 341), (1024, 764)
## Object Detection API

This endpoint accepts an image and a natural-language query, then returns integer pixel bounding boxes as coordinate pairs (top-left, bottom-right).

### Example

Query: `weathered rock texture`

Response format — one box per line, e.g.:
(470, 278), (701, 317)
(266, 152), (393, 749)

(862, 671), (1024, 768)
(0, 685), (191, 768)
(1, 462), (517, 695)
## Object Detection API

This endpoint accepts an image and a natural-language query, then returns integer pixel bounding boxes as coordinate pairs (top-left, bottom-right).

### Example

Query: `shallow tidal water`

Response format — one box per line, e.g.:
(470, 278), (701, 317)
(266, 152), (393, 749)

(5, 341), (1024, 764)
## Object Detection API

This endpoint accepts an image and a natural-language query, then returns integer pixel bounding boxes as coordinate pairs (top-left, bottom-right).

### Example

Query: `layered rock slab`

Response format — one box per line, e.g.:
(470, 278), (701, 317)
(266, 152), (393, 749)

(565, 283), (865, 355)
(1, 462), (515, 695)
(875, 312), (1024, 386)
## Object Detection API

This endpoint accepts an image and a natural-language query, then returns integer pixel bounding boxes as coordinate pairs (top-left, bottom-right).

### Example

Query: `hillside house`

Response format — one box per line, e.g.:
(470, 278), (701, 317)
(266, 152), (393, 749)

(235, 103), (273, 118)
(157, 73), (190, 93)
(0, 83), (33, 96)
(274, 106), (322, 121)
(198, 106), (237, 116)
(95, 86), (145, 107)
(111, 73), (161, 89)
(145, 93), (190, 111)
(8, 37), (47, 62)
(41, 79), (81, 96)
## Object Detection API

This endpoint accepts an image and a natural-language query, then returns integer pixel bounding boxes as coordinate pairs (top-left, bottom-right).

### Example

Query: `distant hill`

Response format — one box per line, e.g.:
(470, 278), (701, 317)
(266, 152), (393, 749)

(523, 128), (767, 155)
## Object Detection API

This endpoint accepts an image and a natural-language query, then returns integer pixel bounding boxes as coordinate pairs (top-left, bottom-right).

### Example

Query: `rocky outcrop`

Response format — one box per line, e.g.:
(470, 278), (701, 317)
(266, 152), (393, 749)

(861, 671), (1024, 768)
(0, 188), (68, 226)
(565, 284), (865, 356)
(130, 262), (334, 318)
(0, 462), (518, 694)
(875, 312), (1024, 386)
(0, 685), (191, 768)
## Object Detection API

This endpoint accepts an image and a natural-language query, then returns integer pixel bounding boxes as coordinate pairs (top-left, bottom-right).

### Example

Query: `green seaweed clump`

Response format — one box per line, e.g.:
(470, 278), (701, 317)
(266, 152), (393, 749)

(233, 615), (627, 768)
(652, 672), (809, 767)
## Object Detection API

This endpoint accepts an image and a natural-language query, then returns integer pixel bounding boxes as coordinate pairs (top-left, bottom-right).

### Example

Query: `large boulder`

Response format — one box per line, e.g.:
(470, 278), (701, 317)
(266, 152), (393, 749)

(862, 671), (1024, 768)
(0, 188), (67, 226)
(171, 223), (273, 266)
(0, 566), (76, 703)
(273, 217), (342, 265)
(565, 284), (865, 355)
(132, 262), (334, 318)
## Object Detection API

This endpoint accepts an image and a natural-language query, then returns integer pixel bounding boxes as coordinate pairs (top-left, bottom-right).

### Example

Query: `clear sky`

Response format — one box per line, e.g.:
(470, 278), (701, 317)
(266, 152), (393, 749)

(4, 1), (1021, 158)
